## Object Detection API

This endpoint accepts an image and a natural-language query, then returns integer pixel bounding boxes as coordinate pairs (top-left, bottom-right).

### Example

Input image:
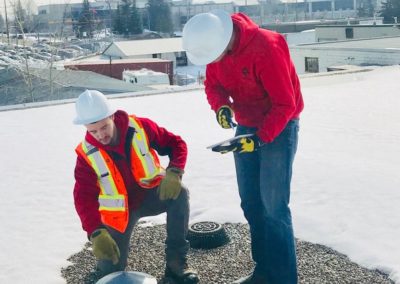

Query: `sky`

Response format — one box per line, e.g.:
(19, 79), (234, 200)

(0, 65), (399, 283)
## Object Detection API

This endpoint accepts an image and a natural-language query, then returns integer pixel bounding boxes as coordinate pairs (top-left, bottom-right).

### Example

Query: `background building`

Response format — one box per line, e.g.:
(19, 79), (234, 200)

(102, 38), (184, 67)
(290, 36), (400, 73)
(315, 24), (400, 41)
(35, 1), (119, 35)
(64, 56), (174, 83)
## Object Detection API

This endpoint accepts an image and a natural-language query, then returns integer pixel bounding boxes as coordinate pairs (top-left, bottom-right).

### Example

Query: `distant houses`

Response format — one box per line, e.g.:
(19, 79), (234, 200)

(64, 38), (183, 84)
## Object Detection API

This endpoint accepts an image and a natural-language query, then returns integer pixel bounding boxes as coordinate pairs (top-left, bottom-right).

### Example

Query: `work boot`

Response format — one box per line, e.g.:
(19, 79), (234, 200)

(233, 273), (268, 284)
(165, 261), (199, 284)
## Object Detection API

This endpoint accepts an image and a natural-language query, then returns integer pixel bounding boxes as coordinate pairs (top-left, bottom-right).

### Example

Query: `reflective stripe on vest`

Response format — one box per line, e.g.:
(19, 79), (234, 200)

(81, 141), (126, 212)
(128, 117), (162, 186)
(75, 115), (163, 232)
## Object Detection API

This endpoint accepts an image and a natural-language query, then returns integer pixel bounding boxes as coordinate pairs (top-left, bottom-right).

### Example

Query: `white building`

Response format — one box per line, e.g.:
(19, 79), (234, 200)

(36, 2), (119, 34)
(316, 24), (400, 42)
(170, 0), (262, 30)
(102, 38), (186, 68)
(290, 36), (400, 73)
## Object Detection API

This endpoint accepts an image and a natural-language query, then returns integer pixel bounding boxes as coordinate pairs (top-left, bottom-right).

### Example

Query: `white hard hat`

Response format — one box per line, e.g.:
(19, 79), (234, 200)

(182, 10), (233, 65)
(73, 90), (116, 125)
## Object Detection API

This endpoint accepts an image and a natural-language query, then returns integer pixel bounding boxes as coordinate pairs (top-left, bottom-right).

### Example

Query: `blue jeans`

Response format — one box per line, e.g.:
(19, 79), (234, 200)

(97, 186), (190, 277)
(234, 120), (299, 284)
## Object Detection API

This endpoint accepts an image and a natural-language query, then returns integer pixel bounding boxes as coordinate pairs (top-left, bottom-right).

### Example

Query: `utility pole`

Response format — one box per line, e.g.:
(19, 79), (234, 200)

(4, 0), (10, 45)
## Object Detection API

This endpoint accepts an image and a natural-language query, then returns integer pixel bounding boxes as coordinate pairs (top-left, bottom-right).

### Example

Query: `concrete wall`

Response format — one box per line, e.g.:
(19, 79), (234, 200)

(316, 25), (400, 41)
(291, 47), (400, 74)
(285, 30), (317, 46)
(263, 19), (360, 33)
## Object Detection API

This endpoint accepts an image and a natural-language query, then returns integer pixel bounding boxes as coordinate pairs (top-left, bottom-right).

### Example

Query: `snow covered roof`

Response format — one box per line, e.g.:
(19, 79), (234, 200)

(65, 55), (170, 65)
(103, 38), (184, 58)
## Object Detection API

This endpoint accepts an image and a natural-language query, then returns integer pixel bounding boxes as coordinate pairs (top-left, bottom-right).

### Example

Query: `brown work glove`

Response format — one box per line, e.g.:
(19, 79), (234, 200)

(90, 228), (120, 265)
(158, 167), (184, 200)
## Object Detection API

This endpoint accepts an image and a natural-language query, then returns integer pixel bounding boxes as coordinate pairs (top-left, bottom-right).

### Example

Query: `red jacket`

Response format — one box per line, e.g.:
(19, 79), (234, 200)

(205, 13), (304, 142)
(73, 110), (187, 235)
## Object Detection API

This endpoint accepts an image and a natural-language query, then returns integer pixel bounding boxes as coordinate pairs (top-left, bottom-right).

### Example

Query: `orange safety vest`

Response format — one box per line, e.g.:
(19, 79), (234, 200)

(75, 115), (164, 233)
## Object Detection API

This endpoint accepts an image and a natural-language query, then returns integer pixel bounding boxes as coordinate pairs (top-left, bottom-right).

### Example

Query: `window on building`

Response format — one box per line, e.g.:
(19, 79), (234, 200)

(345, 28), (354, 39)
(305, 57), (319, 73)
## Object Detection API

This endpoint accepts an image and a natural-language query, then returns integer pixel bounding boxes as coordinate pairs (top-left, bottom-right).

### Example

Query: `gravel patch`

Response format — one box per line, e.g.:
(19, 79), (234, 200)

(62, 223), (394, 284)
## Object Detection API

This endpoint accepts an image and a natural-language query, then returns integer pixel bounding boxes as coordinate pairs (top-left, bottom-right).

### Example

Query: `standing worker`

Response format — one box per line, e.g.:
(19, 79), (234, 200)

(72, 90), (199, 284)
(182, 10), (304, 284)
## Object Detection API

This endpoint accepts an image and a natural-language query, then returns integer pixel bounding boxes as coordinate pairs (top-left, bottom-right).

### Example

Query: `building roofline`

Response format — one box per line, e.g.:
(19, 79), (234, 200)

(316, 24), (400, 28)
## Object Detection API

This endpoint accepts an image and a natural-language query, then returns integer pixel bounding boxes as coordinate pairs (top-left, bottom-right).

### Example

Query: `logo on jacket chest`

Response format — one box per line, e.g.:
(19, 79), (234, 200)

(242, 67), (249, 77)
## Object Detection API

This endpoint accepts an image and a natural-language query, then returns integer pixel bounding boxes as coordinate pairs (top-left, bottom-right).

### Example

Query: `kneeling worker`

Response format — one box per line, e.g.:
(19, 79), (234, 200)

(72, 89), (199, 283)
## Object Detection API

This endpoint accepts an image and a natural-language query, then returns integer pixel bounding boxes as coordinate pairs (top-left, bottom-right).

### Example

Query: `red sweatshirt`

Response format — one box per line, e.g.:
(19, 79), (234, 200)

(205, 13), (304, 142)
(73, 110), (187, 235)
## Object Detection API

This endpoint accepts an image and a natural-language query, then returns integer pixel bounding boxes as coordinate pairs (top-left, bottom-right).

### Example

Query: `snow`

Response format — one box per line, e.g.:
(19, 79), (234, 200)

(0, 65), (399, 283)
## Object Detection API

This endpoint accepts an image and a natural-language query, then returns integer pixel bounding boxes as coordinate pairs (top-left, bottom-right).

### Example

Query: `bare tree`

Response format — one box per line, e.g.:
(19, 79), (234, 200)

(9, 0), (35, 101)
(8, 0), (73, 103)
(0, 13), (5, 32)
(59, 1), (71, 42)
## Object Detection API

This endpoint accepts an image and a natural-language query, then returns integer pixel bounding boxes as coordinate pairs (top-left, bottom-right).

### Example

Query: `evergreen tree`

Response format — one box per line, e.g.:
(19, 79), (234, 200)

(357, 0), (374, 17)
(121, 0), (130, 35)
(147, 0), (173, 34)
(14, 0), (27, 33)
(113, 0), (130, 35)
(112, 0), (142, 36)
(112, 6), (124, 34)
(129, 6), (142, 34)
(77, 0), (94, 38)
(379, 0), (400, 23)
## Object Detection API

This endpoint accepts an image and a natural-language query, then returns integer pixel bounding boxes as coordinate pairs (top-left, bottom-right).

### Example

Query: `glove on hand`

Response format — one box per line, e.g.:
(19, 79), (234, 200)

(216, 106), (237, 129)
(90, 228), (120, 265)
(158, 167), (183, 200)
(213, 134), (262, 154)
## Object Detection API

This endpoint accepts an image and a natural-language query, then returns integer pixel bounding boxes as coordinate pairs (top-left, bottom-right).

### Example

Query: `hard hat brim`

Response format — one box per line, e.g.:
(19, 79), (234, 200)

(73, 108), (116, 125)
(185, 10), (233, 66)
